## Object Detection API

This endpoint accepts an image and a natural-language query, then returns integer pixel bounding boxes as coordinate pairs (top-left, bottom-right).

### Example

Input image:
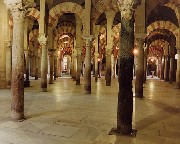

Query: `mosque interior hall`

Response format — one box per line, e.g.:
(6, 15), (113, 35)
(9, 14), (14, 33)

(0, 0), (180, 143)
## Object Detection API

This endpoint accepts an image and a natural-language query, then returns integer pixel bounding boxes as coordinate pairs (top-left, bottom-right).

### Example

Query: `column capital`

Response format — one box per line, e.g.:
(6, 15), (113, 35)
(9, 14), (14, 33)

(82, 35), (94, 41)
(4, 0), (35, 15)
(38, 34), (47, 46)
(118, 0), (135, 20)
(5, 0), (35, 20)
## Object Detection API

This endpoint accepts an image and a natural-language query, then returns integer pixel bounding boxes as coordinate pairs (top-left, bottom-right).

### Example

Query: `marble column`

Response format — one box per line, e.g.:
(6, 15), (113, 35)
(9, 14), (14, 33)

(38, 35), (48, 91)
(67, 56), (71, 75)
(54, 54), (57, 80)
(5, 41), (12, 88)
(94, 25), (100, 82)
(57, 50), (62, 77)
(24, 50), (30, 86)
(71, 48), (76, 80)
(175, 49), (180, 88)
(111, 55), (116, 78)
(106, 11), (114, 86)
(161, 56), (165, 80)
(24, 18), (30, 86)
(83, 36), (93, 94)
(32, 53), (36, 77)
(76, 48), (82, 85)
(38, 0), (47, 91)
(94, 53), (99, 82)
(82, 0), (92, 93)
(5, 1), (33, 120)
(116, 1), (135, 135)
(49, 49), (54, 84)
(164, 55), (169, 81)
(143, 47), (147, 82)
(135, 38), (144, 98)
(75, 16), (83, 85)
(169, 53), (174, 84)
(34, 51), (39, 80)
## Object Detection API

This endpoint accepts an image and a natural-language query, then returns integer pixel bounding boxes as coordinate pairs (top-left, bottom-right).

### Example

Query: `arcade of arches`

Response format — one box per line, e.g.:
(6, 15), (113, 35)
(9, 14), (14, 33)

(0, 0), (180, 143)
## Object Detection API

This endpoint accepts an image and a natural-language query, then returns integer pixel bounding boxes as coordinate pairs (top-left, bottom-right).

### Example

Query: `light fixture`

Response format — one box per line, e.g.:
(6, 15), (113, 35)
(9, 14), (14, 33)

(133, 48), (138, 55)
(175, 54), (178, 60)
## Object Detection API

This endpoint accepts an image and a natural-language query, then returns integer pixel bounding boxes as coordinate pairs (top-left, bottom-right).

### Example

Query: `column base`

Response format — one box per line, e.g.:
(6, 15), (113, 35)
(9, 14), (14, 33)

(11, 111), (24, 121)
(72, 76), (76, 81)
(113, 124), (133, 135)
(169, 81), (173, 84)
(41, 88), (47, 92)
(174, 82), (180, 89)
(76, 79), (80, 85)
(84, 85), (91, 94)
(106, 82), (111, 86)
(24, 80), (30, 87)
(109, 127), (137, 137)
(135, 94), (143, 98)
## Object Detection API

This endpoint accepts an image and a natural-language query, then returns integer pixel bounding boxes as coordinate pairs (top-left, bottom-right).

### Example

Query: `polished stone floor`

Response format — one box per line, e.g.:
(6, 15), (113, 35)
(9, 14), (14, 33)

(0, 76), (180, 144)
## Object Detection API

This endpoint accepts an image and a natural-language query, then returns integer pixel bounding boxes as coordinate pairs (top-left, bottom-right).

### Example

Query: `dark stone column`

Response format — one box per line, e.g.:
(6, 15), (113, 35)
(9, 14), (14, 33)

(135, 38), (144, 98)
(175, 49), (180, 88)
(169, 53), (174, 84)
(161, 56), (165, 80)
(76, 49), (82, 85)
(116, 4), (135, 135)
(24, 50), (30, 86)
(106, 49), (112, 86)
(164, 55), (169, 81)
(83, 36), (93, 94)
(35, 53), (39, 80)
(143, 47), (147, 83)
(54, 57), (57, 80)
(49, 49), (54, 84)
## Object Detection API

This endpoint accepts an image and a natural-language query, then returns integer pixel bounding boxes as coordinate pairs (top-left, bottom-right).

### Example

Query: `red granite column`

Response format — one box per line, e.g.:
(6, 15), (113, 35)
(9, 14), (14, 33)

(5, 1), (33, 120)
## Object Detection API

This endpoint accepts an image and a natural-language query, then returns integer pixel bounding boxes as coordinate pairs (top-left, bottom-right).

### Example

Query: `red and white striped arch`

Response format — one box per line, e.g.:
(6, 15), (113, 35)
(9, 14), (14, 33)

(147, 21), (178, 38)
(165, 2), (180, 23)
(55, 22), (75, 37)
(49, 2), (85, 28)
(29, 29), (39, 42)
(27, 8), (40, 22)
(148, 39), (167, 57)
